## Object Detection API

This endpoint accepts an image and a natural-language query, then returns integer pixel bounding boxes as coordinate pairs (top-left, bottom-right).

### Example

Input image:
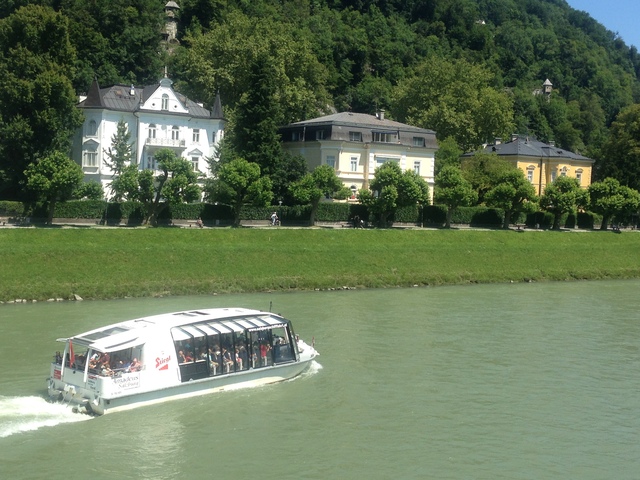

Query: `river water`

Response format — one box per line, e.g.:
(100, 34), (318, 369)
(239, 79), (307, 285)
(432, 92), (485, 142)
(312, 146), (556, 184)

(0, 280), (638, 479)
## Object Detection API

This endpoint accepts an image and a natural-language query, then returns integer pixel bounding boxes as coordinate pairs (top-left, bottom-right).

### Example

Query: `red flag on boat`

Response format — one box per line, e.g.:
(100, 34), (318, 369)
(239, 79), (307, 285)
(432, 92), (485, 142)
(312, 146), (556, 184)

(69, 340), (75, 366)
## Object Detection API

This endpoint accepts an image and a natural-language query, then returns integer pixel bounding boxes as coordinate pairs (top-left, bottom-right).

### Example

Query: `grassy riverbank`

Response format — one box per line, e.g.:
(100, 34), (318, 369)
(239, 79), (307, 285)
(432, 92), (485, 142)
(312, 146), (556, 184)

(1, 228), (639, 302)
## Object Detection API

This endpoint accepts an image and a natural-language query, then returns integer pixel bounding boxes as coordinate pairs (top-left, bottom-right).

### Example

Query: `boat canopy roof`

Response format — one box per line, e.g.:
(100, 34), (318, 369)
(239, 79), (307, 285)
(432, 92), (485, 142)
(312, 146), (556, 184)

(60, 308), (288, 352)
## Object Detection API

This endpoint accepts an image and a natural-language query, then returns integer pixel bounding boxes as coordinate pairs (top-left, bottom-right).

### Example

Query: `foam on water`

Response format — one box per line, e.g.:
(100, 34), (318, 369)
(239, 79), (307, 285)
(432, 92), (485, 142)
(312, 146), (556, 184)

(0, 395), (91, 438)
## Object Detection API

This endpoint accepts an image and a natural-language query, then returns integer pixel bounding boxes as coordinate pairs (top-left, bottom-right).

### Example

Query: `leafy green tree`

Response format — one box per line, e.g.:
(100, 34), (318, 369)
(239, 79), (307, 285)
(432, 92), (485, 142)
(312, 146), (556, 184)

(485, 169), (538, 229)
(392, 57), (514, 151)
(289, 165), (350, 226)
(232, 52), (285, 177)
(73, 180), (104, 200)
(103, 119), (133, 201)
(434, 165), (478, 228)
(358, 162), (430, 226)
(0, 5), (83, 200)
(60, 0), (165, 89)
(24, 151), (83, 224)
(539, 176), (589, 230)
(461, 152), (514, 205)
(145, 149), (202, 226)
(204, 158), (273, 227)
(588, 178), (640, 230)
(598, 105), (640, 191)
(434, 136), (463, 174)
(175, 11), (329, 123)
(269, 152), (309, 206)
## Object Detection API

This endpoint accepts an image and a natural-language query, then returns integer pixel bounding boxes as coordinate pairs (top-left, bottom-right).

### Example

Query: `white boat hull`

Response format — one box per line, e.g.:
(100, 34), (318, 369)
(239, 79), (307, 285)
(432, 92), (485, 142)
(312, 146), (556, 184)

(49, 357), (313, 415)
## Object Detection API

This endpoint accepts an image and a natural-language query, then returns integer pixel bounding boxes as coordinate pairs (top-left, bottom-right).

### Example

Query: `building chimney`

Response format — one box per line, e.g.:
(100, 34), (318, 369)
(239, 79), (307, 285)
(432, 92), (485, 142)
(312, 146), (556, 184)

(494, 137), (502, 145)
(511, 134), (518, 142)
(377, 109), (385, 121)
(549, 140), (555, 147)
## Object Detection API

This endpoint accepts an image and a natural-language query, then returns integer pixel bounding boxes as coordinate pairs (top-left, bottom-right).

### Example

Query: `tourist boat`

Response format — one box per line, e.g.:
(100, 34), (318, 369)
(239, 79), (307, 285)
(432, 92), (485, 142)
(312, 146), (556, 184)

(47, 307), (318, 415)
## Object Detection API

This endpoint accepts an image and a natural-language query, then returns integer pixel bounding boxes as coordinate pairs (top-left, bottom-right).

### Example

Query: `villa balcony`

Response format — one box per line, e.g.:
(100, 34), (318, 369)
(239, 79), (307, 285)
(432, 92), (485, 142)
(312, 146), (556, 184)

(145, 137), (186, 148)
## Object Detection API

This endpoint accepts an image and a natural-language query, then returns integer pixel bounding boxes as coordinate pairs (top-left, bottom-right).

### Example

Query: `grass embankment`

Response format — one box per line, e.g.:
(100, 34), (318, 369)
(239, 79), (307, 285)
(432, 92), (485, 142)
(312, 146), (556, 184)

(1, 228), (639, 301)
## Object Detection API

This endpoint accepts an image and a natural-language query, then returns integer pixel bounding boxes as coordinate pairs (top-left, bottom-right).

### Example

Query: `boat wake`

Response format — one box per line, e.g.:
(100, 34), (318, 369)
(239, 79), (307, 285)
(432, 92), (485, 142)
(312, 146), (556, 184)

(0, 395), (91, 438)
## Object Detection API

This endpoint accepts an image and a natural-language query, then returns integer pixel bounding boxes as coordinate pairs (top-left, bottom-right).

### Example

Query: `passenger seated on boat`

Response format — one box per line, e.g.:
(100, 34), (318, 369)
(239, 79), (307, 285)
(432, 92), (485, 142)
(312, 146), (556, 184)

(178, 351), (187, 363)
(129, 358), (141, 372)
(221, 347), (234, 372)
(99, 352), (111, 367)
(54, 351), (62, 364)
(101, 364), (113, 376)
(235, 348), (243, 370)
(207, 348), (219, 373)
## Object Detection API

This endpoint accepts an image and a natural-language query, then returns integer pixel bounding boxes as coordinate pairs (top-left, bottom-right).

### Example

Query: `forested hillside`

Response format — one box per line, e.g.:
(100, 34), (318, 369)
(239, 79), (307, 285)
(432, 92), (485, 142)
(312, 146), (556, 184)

(2, 0), (640, 199)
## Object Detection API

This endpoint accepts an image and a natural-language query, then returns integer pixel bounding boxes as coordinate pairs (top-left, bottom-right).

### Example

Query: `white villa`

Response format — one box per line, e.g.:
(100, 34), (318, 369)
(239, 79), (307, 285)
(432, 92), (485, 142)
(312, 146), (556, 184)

(71, 77), (225, 196)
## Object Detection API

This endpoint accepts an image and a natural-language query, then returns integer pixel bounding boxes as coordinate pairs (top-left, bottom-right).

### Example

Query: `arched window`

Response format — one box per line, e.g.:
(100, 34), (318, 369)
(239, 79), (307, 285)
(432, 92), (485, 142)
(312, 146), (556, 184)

(87, 120), (97, 136)
(148, 124), (156, 139)
(161, 94), (169, 110)
(172, 126), (180, 140)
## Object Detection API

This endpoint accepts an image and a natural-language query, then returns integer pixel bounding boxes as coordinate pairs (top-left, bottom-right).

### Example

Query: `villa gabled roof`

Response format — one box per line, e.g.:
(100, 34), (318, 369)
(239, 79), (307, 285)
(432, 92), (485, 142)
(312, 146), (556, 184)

(466, 136), (593, 162)
(285, 111), (435, 134)
(78, 78), (218, 120)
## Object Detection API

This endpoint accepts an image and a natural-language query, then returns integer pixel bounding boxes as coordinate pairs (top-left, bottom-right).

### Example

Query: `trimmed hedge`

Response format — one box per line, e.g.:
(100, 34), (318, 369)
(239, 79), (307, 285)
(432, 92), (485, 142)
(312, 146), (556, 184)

(0, 201), (24, 217)
(2, 199), (609, 230)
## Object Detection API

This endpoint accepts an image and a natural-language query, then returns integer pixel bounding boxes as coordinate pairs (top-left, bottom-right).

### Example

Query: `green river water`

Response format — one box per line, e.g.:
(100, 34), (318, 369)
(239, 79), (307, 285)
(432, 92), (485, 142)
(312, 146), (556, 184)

(0, 280), (638, 479)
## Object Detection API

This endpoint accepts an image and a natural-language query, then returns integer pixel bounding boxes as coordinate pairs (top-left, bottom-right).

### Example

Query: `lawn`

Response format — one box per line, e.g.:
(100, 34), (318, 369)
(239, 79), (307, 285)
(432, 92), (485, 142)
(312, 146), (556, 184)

(1, 227), (639, 301)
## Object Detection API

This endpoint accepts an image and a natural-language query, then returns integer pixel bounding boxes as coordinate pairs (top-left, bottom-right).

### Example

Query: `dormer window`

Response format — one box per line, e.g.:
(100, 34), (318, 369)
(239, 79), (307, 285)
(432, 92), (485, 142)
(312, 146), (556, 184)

(413, 137), (425, 147)
(349, 131), (362, 142)
(373, 131), (396, 143)
(162, 94), (169, 110)
(316, 130), (325, 140)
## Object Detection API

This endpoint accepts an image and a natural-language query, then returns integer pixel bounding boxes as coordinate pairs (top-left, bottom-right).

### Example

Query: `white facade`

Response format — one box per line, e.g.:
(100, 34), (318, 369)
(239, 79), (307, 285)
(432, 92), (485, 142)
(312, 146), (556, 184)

(72, 77), (225, 197)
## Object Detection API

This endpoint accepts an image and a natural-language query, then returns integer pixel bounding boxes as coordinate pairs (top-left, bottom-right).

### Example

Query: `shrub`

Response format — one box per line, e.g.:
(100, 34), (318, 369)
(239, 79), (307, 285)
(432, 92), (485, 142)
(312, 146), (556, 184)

(0, 201), (25, 217)
(577, 212), (598, 229)
(423, 205), (447, 226)
(451, 206), (504, 226)
(54, 200), (107, 218)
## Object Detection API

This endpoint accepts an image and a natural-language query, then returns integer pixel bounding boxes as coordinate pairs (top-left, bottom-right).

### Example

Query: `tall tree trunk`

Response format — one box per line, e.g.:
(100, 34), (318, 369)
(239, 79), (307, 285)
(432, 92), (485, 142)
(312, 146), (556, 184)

(309, 199), (319, 226)
(503, 210), (512, 229)
(600, 214), (610, 230)
(445, 207), (453, 228)
(47, 200), (57, 225)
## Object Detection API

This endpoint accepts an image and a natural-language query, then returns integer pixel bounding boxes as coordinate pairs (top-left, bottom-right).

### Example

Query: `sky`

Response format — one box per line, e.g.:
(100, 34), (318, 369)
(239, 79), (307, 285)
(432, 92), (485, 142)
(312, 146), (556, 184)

(566, 0), (640, 49)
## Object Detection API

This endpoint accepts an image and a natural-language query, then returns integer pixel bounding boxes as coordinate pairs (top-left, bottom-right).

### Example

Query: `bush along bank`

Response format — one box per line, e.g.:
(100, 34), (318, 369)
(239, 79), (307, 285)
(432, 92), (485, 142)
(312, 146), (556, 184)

(0, 200), (603, 229)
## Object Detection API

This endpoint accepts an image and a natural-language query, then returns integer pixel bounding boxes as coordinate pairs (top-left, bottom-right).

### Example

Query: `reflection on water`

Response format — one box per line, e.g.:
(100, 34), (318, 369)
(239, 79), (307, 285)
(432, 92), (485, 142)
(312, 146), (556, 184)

(0, 281), (639, 479)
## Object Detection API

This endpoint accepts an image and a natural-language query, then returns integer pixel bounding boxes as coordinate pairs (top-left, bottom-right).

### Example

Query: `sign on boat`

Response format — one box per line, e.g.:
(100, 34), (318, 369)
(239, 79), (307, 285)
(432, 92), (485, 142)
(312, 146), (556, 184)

(47, 308), (318, 415)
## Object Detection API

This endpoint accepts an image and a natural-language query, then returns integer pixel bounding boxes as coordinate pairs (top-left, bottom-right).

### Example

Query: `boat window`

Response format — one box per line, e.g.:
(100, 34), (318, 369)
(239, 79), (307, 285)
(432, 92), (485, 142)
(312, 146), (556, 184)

(219, 332), (235, 373)
(66, 343), (89, 371)
(234, 330), (249, 372)
(250, 330), (273, 368)
(84, 347), (142, 376)
(271, 326), (295, 364)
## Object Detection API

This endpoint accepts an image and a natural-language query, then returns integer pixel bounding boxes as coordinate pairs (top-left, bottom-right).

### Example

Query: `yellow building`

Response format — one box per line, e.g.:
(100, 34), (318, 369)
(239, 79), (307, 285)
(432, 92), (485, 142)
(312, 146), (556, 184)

(468, 135), (594, 195)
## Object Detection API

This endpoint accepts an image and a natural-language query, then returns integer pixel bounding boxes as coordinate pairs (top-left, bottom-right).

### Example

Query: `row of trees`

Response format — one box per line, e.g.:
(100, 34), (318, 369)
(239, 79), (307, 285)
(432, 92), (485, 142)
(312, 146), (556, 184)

(432, 161), (640, 231)
(18, 131), (640, 231)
